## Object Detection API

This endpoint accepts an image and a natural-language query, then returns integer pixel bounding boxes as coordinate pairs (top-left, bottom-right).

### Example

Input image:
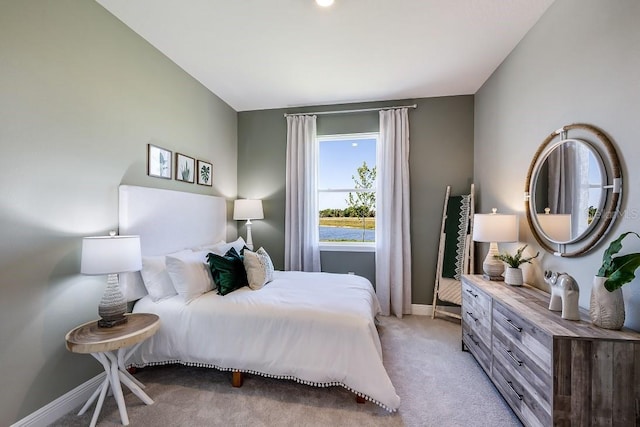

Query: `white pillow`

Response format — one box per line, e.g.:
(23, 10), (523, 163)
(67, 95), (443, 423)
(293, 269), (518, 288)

(199, 237), (247, 256)
(230, 237), (247, 253)
(194, 240), (226, 252)
(259, 247), (275, 273)
(165, 251), (215, 303)
(243, 247), (274, 290)
(139, 249), (191, 302)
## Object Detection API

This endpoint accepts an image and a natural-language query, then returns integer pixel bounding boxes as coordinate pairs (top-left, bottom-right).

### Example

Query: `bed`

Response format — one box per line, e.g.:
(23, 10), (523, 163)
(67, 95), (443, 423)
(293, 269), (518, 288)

(118, 185), (400, 412)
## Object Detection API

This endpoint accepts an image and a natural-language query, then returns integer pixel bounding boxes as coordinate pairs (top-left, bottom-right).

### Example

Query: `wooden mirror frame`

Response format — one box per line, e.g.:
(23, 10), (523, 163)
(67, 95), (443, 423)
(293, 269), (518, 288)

(524, 123), (622, 257)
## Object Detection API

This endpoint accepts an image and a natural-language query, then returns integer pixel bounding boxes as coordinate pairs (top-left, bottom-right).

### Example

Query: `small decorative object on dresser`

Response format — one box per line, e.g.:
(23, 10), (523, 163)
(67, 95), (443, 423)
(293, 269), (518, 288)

(493, 244), (539, 286)
(544, 271), (580, 320)
(590, 231), (640, 329)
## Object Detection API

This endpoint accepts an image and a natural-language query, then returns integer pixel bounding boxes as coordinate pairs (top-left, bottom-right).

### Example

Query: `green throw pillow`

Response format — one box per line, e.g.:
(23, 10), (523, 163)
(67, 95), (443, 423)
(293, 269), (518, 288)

(207, 247), (248, 296)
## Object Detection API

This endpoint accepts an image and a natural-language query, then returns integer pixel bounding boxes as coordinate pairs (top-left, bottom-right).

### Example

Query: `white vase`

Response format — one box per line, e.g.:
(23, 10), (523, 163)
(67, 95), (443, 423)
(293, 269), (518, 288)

(504, 267), (523, 286)
(589, 276), (625, 330)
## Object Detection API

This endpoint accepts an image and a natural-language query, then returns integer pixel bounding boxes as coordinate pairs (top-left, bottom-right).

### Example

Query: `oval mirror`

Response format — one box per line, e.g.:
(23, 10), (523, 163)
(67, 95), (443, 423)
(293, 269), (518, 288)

(525, 124), (622, 257)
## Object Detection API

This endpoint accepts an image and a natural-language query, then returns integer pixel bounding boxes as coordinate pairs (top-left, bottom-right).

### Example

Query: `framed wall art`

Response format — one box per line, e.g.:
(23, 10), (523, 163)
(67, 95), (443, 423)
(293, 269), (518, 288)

(197, 160), (213, 186)
(175, 153), (195, 183)
(147, 144), (172, 179)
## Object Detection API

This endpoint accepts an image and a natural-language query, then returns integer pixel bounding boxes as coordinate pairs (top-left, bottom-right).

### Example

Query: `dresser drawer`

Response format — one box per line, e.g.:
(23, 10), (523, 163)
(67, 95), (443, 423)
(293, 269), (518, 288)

(492, 326), (552, 405)
(462, 321), (491, 374)
(462, 280), (491, 312)
(492, 300), (552, 373)
(492, 359), (551, 427)
(461, 281), (492, 343)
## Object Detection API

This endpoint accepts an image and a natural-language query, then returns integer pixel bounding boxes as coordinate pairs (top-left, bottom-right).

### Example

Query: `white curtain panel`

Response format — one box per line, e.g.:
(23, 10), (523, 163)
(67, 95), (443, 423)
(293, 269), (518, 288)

(376, 108), (412, 317)
(548, 142), (592, 237)
(285, 115), (321, 272)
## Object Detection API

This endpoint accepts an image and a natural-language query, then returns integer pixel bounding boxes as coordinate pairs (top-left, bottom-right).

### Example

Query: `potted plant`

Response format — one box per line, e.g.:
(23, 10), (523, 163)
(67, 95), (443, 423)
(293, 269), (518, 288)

(494, 245), (539, 286)
(590, 231), (640, 329)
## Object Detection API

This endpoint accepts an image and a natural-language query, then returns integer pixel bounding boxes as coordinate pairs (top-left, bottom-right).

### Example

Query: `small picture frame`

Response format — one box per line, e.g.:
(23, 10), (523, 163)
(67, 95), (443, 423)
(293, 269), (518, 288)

(147, 144), (172, 179)
(175, 153), (195, 183)
(197, 160), (213, 186)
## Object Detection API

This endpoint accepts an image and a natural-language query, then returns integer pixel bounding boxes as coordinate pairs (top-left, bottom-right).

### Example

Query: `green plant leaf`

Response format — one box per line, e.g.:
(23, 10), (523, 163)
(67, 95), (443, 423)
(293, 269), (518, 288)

(598, 231), (640, 277)
(493, 244), (539, 268)
(604, 253), (640, 291)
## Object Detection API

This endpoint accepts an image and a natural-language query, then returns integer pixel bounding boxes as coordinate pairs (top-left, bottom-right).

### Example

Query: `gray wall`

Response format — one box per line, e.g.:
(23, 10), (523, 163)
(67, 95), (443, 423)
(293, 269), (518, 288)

(238, 96), (474, 306)
(474, 0), (640, 329)
(0, 0), (237, 422)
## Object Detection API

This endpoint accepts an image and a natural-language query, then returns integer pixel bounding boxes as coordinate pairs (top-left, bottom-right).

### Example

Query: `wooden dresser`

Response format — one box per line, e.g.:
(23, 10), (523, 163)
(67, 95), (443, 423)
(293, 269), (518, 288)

(461, 274), (640, 427)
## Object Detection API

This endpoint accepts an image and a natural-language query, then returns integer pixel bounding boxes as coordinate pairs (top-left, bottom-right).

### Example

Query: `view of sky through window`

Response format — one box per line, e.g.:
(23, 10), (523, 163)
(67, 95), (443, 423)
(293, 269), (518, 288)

(318, 136), (376, 209)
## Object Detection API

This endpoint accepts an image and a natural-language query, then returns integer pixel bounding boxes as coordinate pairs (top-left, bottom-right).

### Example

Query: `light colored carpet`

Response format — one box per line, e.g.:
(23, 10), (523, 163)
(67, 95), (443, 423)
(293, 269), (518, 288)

(51, 316), (521, 426)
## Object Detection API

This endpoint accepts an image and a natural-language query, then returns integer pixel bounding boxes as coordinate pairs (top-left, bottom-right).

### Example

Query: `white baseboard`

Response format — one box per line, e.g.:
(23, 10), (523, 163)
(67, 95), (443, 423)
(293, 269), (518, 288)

(411, 304), (461, 317)
(11, 373), (105, 427)
(411, 304), (433, 316)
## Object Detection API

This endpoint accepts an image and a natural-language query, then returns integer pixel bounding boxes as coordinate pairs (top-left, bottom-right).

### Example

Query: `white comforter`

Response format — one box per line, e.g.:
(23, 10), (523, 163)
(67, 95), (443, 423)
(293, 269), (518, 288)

(130, 271), (400, 411)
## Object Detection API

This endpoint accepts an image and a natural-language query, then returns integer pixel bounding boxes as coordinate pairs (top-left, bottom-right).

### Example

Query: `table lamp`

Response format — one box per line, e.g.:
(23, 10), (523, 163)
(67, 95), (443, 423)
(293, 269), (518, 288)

(538, 208), (572, 242)
(472, 209), (518, 281)
(81, 232), (142, 327)
(233, 199), (264, 251)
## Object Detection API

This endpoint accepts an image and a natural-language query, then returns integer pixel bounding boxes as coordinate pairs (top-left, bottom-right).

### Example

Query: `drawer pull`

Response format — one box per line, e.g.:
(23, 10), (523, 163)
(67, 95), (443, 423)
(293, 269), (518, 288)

(506, 319), (523, 332)
(506, 380), (523, 401)
(465, 289), (478, 298)
(466, 311), (478, 322)
(505, 349), (523, 366)
(466, 333), (479, 346)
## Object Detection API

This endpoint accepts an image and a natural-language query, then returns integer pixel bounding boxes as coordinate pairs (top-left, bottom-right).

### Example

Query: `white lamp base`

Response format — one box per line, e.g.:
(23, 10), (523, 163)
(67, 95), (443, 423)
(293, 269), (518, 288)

(245, 219), (254, 251)
(482, 241), (505, 281)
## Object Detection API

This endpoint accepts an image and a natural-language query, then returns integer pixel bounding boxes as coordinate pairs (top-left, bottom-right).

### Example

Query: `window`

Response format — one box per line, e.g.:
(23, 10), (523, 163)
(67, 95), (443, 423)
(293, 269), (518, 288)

(317, 133), (377, 250)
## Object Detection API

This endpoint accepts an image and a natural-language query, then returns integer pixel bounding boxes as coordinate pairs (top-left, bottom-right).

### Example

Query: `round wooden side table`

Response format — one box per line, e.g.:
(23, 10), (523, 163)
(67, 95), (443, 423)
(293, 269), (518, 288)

(65, 313), (160, 427)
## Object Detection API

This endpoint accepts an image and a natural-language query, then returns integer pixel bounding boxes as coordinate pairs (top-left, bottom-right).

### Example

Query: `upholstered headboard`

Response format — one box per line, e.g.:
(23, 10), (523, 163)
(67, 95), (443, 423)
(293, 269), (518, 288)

(118, 185), (227, 301)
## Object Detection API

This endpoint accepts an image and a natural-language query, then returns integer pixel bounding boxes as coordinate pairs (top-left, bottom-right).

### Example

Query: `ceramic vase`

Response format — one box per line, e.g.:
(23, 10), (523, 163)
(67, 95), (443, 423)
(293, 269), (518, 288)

(504, 267), (523, 286)
(589, 276), (625, 330)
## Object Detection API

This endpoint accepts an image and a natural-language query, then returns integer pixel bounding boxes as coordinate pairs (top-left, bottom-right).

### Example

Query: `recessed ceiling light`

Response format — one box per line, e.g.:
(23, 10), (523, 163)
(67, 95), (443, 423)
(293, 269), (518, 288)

(316, 0), (334, 7)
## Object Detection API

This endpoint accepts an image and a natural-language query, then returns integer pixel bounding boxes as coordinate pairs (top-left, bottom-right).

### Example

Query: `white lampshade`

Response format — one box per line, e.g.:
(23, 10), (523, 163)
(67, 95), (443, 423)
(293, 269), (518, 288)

(472, 210), (518, 281)
(233, 199), (264, 221)
(472, 212), (518, 243)
(81, 235), (142, 275)
(538, 213), (572, 242)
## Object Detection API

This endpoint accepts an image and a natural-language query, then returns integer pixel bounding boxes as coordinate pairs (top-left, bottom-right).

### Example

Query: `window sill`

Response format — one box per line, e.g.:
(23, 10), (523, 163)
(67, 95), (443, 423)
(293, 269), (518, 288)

(319, 243), (375, 253)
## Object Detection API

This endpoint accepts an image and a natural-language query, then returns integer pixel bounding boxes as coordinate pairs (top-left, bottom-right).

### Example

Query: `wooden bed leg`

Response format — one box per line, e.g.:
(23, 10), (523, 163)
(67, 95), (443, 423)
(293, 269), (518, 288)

(232, 371), (243, 388)
(356, 395), (366, 404)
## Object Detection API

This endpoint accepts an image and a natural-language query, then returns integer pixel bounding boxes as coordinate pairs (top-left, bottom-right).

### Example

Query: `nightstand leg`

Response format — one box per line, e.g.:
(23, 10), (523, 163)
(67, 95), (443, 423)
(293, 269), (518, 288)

(89, 380), (109, 427)
(119, 344), (146, 389)
(85, 349), (154, 427)
(86, 353), (123, 427)
(78, 377), (105, 415)
(103, 352), (130, 425)
(118, 371), (154, 404)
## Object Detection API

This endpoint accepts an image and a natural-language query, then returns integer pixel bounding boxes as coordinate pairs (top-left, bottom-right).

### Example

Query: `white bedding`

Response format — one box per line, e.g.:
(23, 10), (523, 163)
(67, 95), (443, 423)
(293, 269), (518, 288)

(130, 271), (400, 411)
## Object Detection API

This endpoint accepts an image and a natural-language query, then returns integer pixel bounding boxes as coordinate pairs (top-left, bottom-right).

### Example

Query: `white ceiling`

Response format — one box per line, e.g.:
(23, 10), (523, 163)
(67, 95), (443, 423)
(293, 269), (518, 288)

(96, 0), (554, 112)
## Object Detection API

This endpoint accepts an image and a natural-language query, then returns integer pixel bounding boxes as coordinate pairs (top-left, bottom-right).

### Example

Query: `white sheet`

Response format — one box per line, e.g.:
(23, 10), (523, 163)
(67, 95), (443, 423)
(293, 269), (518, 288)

(130, 271), (400, 411)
